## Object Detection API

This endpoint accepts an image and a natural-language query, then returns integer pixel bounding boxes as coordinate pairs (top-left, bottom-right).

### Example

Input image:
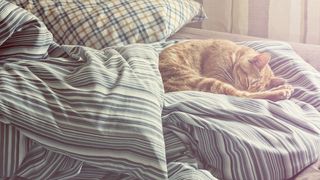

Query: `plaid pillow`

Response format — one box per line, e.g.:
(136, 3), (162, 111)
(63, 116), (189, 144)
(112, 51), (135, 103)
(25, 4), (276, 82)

(11, 0), (206, 49)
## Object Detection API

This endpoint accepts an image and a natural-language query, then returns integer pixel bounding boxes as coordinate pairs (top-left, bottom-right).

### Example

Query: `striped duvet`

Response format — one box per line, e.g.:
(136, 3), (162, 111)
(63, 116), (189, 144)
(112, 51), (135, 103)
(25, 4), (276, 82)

(0, 1), (166, 179)
(160, 40), (320, 180)
(2, 1), (320, 180)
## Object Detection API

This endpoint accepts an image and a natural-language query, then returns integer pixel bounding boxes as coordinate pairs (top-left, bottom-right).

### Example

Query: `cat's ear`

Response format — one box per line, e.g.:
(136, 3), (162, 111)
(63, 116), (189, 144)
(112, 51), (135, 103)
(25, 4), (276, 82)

(249, 53), (271, 70)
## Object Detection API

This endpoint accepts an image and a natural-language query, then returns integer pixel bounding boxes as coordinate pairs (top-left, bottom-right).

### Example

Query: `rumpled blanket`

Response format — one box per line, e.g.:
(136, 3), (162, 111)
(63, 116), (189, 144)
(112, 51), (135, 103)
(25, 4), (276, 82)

(1, 1), (167, 179)
(157, 40), (320, 179)
(2, 1), (320, 180)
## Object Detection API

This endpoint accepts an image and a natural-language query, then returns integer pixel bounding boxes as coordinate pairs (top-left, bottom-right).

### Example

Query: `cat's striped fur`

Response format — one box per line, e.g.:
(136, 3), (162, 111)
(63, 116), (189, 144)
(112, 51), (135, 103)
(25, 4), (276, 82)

(159, 39), (294, 101)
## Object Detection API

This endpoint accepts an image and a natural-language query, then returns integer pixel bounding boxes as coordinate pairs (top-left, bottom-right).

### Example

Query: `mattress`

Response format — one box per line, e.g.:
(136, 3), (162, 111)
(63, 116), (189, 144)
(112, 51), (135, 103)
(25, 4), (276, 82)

(2, 1), (320, 180)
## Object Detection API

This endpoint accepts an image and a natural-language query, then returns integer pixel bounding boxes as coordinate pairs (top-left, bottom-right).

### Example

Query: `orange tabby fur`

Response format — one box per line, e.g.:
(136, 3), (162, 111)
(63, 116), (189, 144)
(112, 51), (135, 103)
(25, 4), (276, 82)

(159, 39), (294, 101)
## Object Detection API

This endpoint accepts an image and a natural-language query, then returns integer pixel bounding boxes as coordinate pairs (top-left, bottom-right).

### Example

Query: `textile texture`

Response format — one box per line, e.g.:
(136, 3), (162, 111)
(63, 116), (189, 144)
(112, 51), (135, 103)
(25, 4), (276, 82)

(2, 1), (320, 180)
(160, 40), (320, 180)
(0, 1), (166, 179)
(11, 0), (206, 49)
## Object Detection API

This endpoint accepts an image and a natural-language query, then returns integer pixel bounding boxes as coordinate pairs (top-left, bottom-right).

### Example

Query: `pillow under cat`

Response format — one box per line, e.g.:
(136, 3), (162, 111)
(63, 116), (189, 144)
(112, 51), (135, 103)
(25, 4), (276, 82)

(159, 39), (294, 101)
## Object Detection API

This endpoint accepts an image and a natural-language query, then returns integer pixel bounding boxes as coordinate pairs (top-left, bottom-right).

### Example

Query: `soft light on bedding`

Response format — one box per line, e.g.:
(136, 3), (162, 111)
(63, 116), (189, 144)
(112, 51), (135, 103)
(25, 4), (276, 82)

(1, 1), (166, 179)
(2, 1), (320, 180)
(156, 40), (320, 179)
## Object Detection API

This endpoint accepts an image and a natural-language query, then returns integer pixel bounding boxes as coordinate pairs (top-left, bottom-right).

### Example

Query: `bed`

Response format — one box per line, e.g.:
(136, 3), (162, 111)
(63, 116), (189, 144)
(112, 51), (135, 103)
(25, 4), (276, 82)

(1, 0), (320, 179)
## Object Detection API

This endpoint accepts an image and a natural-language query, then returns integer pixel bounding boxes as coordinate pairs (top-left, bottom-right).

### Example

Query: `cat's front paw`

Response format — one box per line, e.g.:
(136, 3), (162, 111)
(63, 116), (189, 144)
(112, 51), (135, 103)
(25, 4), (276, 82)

(268, 84), (294, 101)
(277, 87), (294, 99)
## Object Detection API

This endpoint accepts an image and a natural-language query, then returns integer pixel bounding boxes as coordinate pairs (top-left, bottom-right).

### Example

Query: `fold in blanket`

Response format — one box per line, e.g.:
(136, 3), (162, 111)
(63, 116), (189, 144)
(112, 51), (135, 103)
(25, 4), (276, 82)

(160, 39), (320, 180)
(2, 1), (320, 180)
(1, 1), (168, 179)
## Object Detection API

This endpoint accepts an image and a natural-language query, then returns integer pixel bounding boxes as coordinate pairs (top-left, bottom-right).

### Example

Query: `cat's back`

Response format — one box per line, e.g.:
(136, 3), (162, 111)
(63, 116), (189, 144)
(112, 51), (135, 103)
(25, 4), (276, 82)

(159, 40), (206, 60)
(159, 39), (239, 68)
(160, 39), (238, 58)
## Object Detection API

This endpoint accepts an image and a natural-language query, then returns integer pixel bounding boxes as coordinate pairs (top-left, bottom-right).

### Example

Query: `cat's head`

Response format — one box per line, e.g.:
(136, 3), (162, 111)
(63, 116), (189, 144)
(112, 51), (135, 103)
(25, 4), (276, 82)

(232, 47), (286, 92)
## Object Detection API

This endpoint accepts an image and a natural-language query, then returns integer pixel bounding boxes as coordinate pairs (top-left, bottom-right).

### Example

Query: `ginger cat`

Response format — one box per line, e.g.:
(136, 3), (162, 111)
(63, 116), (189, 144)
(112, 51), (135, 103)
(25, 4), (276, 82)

(159, 39), (294, 101)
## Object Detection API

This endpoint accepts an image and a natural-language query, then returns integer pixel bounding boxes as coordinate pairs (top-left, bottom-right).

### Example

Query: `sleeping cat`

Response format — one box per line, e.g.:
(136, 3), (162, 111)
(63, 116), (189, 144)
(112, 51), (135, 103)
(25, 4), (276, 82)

(159, 39), (294, 101)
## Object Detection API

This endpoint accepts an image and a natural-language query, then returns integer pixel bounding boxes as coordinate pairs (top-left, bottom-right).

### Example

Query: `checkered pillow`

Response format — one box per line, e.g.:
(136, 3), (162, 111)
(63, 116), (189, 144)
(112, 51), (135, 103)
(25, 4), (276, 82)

(11, 0), (206, 49)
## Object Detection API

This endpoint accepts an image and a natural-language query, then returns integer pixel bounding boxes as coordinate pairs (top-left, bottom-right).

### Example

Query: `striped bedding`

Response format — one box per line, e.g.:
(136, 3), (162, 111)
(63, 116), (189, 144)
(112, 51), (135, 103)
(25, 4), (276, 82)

(2, 1), (320, 180)
(0, 1), (167, 179)
(158, 40), (320, 180)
